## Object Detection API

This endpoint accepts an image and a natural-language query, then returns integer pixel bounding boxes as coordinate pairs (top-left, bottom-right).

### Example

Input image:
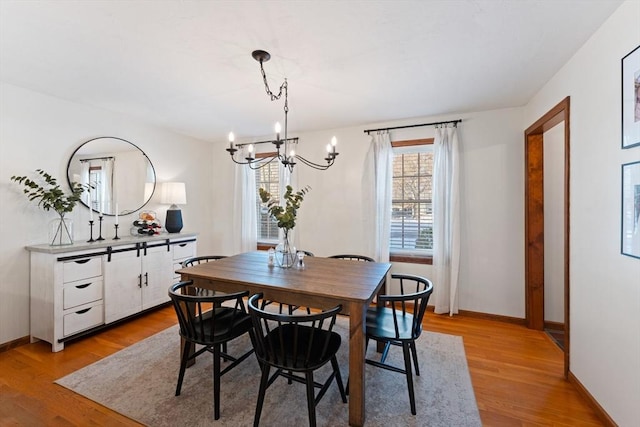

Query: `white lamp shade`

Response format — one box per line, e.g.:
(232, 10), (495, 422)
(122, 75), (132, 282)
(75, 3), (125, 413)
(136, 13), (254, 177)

(160, 182), (187, 205)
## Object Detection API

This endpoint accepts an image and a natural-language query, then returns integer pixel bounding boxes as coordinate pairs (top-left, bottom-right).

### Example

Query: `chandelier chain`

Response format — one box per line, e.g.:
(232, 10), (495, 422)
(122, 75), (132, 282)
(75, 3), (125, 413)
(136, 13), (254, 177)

(259, 61), (289, 114)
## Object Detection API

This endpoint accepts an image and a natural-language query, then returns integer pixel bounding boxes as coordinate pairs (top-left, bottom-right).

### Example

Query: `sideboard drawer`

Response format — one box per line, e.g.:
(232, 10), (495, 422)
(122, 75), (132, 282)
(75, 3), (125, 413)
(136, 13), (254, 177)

(63, 257), (102, 283)
(63, 303), (104, 336)
(63, 278), (103, 310)
(173, 241), (196, 260)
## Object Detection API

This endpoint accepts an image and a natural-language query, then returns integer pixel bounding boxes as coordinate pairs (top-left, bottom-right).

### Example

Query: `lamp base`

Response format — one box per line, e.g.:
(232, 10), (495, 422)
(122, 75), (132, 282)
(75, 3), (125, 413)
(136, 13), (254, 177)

(165, 209), (183, 233)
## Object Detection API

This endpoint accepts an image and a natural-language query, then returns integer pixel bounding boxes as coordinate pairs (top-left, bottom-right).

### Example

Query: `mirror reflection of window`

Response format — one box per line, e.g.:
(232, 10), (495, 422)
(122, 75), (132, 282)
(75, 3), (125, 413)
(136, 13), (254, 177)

(80, 158), (115, 214)
(89, 167), (101, 212)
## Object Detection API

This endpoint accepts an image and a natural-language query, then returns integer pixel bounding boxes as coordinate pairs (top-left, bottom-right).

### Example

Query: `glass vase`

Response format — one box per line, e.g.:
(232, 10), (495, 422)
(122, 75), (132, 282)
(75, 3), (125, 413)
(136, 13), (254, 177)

(275, 229), (296, 268)
(49, 215), (73, 246)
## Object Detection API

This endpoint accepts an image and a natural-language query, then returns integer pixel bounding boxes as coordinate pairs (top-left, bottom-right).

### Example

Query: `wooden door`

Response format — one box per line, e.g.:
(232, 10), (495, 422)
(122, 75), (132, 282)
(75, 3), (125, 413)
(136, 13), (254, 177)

(524, 96), (570, 378)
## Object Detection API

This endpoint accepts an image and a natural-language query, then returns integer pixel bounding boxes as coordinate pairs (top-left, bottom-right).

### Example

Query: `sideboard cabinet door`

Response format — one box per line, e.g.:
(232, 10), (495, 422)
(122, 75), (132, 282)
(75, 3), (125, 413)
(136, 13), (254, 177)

(103, 250), (143, 323)
(104, 245), (173, 323)
(141, 245), (173, 311)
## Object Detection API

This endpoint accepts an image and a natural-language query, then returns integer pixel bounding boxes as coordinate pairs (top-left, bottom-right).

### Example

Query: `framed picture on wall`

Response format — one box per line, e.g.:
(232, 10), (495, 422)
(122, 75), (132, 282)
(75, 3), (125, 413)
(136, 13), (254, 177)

(622, 45), (640, 149)
(621, 161), (640, 259)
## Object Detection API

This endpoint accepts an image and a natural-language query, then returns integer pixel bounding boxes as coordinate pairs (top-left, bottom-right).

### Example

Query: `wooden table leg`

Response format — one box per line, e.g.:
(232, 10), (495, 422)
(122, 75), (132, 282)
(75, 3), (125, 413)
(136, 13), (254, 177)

(348, 301), (366, 427)
(376, 276), (387, 353)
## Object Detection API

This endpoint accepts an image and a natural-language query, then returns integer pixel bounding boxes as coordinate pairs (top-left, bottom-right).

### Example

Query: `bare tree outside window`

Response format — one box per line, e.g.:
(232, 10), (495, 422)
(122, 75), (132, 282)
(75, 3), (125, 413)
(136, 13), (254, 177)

(391, 144), (434, 253)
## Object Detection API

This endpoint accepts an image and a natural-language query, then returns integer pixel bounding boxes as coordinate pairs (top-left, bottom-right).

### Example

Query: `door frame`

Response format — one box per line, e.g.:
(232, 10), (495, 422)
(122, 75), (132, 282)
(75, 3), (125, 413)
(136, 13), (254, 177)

(524, 96), (570, 378)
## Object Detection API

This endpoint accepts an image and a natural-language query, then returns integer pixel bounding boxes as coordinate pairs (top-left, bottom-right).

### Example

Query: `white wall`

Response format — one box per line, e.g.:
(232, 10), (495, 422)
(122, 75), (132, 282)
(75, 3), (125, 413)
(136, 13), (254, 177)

(524, 1), (640, 425)
(211, 106), (526, 317)
(0, 83), (215, 345)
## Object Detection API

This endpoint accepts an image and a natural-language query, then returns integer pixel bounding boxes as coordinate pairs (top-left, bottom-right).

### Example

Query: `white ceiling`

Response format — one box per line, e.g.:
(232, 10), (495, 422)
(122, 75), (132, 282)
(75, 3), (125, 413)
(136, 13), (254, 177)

(0, 0), (622, 142)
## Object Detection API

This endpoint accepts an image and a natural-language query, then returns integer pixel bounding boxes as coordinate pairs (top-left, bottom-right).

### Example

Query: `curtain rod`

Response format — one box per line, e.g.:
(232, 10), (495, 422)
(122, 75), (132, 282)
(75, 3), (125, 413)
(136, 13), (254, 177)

(363, 119), (462, 134)
(79, 156), (115, 162)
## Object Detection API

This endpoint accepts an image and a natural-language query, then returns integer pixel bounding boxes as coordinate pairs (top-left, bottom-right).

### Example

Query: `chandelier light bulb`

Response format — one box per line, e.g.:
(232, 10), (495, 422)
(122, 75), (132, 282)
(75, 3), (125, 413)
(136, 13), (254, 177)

(331, 136), (337, 147)
(326, 143), (332, 153)
(228, 132), (235, 149)
(289, 149), (295, 158)
(248, 144), (254, 153)
(275, 122), (282, 141)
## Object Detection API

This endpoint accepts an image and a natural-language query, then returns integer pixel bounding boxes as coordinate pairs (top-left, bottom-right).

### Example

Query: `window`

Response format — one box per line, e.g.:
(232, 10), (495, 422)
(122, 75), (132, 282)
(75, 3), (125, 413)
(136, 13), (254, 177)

(255, 153), (280, 243)
(390, 138), (434, 263)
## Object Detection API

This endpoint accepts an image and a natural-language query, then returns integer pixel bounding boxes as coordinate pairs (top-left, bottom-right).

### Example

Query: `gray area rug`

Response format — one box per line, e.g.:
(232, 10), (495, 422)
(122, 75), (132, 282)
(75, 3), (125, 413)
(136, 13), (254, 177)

(56, 318), (481, 426)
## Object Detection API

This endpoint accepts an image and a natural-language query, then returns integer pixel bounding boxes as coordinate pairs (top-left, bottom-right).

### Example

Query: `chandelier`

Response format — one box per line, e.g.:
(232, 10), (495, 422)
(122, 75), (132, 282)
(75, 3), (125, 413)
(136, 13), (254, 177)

(226, 50), (338, 172)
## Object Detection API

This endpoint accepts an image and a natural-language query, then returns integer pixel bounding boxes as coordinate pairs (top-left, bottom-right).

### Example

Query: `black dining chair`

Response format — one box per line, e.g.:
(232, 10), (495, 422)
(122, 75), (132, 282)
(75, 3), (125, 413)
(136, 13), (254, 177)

(181, 256), (231, 350)
(168, 280), (255, 420)
(182, 255), (227, 295)
(182, 255), (227, 266)
(328, 254), (375, 262)
(364, 274), (433, 415)
(247, 293), (347, 427)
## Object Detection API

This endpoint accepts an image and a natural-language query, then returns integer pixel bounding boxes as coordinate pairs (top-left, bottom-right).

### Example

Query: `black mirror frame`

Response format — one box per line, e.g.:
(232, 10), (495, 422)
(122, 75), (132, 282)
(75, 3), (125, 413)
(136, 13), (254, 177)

(66, 136), (156, 217)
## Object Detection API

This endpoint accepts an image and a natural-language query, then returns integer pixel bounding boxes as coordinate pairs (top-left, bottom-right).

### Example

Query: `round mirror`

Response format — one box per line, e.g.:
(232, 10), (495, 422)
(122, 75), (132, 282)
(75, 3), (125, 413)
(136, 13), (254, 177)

(67, 137), (156, 216)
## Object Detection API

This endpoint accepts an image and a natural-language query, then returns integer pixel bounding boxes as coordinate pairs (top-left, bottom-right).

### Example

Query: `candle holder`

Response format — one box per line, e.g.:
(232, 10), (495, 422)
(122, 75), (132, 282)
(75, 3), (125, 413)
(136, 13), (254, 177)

(87, 220), (95, 242)
(96, 216), (105, 241)
(113, 224), (120, 240)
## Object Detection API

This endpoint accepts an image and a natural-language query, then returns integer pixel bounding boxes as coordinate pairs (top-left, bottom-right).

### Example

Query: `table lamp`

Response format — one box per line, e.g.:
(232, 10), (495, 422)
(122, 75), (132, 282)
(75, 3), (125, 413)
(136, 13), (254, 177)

(160, 182), (187, 233)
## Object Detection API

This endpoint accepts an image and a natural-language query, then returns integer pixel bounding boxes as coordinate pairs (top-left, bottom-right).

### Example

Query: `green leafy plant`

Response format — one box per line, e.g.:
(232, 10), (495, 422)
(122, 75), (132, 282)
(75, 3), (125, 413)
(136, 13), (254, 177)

(258, 185), (310, 231)
(10, 169), (85, 216)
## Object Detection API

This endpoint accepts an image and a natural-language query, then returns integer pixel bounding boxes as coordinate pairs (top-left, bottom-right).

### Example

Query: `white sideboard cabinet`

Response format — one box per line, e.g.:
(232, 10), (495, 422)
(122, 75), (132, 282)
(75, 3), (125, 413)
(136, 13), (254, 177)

(27, 232), (197, 352)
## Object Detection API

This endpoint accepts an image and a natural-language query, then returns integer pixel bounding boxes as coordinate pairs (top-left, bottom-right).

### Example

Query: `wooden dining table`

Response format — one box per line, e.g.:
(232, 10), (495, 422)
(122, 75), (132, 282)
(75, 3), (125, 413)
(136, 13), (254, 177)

(176, 250), (391, 427)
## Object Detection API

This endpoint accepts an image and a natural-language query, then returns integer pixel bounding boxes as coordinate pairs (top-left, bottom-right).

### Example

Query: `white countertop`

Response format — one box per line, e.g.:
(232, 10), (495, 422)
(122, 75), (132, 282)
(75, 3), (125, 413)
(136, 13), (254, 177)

(26, 231), (198, 254)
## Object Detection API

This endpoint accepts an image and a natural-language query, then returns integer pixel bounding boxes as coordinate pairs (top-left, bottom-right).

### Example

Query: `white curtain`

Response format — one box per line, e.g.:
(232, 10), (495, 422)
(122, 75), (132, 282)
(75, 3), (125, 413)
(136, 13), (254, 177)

(81, 161), (91, 209)
(101, 158), (115, 214)
(233, 148), (257, 254)
(364, 131), (393, 262)
(432, 126), (461, 315)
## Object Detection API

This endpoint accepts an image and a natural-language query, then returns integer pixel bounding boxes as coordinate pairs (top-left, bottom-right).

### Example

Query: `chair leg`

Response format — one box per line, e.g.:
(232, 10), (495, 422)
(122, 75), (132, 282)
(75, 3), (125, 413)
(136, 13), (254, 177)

(305, 371), (317, 427)
(402, 342), (416, 415)
(213, 344), (221, 420)
(410, 340), (420, 376)
(254, 364), (270, 427)
(380, 341), (392, 364)
(331, 356), (348, 403)
(175, 341), (192, 396)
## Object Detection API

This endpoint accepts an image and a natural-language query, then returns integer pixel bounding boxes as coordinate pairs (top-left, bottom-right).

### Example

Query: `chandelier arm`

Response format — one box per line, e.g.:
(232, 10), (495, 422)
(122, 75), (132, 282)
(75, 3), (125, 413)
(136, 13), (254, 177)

(228, 153), (279, 169)
(248, 155), (281, 170)
(294, 154), (335, 171)
(235, 137), (298, 148)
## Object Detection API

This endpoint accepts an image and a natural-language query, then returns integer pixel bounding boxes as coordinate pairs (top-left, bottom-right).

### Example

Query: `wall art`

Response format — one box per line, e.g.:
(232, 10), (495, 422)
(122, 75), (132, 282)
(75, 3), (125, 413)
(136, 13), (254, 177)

(622, 161), (640, 258)
(622, 45), (640, 149)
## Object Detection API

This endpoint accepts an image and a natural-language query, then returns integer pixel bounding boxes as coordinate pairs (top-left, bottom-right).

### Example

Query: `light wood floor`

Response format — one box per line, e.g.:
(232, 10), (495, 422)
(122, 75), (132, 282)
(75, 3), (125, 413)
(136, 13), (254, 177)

(0, 306), (604, 426)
